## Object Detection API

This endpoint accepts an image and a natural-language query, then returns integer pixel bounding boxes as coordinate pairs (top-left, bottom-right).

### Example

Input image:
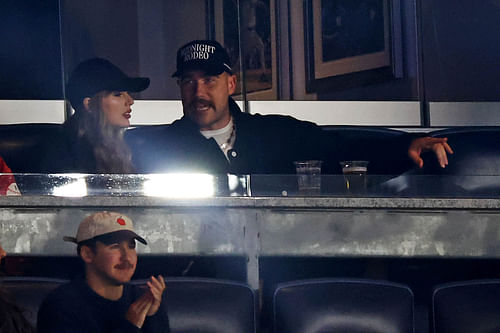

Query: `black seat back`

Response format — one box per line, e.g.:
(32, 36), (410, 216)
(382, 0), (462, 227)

(395, 128), (500, 196)
(0, 124), (63, 173)
(323, 126), (413, 175)
(432, 279), (500, 333)
(273, 278), (414, 333)
(133, 277), (256, 333)
(425, 128), (500, 176)
(0, 276), (68, 326)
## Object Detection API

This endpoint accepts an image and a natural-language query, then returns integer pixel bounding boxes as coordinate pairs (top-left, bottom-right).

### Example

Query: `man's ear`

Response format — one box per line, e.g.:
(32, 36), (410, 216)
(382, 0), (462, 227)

(227, 74), (237, 95)
(80, 245), (95, 264)
(82, 97), (92, 112)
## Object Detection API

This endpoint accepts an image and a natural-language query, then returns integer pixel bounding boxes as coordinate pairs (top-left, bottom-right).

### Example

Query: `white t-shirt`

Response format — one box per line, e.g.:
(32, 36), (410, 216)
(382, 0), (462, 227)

(200, 119), (236, 160)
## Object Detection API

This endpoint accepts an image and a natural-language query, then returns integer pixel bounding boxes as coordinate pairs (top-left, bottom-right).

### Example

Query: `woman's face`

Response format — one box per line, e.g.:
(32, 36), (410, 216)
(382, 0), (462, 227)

(100, 91), (134, 128)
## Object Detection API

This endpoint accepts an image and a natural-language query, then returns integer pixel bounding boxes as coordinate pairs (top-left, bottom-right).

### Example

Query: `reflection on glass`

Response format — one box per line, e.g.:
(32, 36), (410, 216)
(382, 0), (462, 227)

(228, 174), (250, 196)
(143, 174), (215, 198)
(51, 174), (88, 197)
(9, 173), (500, 198)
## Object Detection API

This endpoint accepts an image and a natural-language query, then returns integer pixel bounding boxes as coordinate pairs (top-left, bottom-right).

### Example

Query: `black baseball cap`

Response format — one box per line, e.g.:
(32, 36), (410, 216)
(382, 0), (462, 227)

(66, 58), (150, 110)
(172, 40), (232, 77)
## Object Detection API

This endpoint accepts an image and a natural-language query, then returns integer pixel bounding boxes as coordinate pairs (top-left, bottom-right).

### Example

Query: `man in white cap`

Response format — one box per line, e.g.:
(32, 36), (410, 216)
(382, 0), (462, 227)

(37, 211), (169, 333)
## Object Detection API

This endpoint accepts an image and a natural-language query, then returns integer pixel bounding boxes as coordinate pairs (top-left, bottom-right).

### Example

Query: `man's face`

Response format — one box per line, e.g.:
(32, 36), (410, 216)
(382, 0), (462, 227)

(85, 238), (137, 286)
(179, 70), (236, 131)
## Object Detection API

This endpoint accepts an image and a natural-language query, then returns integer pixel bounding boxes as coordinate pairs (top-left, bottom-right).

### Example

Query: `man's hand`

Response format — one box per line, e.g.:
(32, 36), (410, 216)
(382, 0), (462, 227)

(408, 137), (454, 168)
(146, 275), (166, 317)
(126, 292), (153, 328)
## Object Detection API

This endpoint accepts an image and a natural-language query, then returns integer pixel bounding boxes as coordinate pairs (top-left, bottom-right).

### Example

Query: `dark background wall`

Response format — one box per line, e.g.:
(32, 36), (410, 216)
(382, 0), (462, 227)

(317, 0), (419, 101)
(0, 0), (498, 102)
(421, 0), (500, 101)
(0, 1), (63, 99)
(60, 0), (140, 84)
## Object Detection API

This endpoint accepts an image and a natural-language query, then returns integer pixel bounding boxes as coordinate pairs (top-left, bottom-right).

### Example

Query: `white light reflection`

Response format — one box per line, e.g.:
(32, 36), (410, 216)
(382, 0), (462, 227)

(228, 174), (240, 192)
(143, 174), (215, 198)
(51, 175), (88, 197)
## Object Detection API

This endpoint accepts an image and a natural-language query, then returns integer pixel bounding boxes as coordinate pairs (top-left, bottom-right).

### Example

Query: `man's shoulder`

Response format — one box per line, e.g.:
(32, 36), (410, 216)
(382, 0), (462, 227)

(237, 112), (321, 130)
(126, 119), (195, 143)
(240, 111), (313, 122)
(41, 280), (82, 305)
(126, 124), (171, 142)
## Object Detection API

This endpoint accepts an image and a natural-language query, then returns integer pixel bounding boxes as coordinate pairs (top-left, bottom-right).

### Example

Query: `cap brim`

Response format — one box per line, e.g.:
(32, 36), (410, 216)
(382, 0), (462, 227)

(97, 230), (148, 245)
(68, 230), (148, 245)
(63, 236), (78, 243)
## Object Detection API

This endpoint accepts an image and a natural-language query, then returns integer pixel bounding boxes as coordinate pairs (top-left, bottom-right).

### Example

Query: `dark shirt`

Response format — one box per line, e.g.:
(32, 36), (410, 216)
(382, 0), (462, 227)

(37, 278), (170, 333)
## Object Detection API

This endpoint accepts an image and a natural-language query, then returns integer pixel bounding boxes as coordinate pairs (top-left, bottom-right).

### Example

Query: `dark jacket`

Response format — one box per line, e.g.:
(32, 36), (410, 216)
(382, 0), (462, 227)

(38, 117), (97, 173)
(128, 99), (345, 175)
(37, 278), (170, 333)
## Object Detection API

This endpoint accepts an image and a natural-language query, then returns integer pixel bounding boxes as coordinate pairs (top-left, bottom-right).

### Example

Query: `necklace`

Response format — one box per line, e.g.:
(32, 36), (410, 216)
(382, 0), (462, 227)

(220, 122), (236, 151)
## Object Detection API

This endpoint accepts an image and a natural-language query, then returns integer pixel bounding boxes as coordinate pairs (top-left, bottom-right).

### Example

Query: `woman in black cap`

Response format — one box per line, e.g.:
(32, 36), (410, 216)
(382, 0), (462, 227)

(39, 58), (149, 173)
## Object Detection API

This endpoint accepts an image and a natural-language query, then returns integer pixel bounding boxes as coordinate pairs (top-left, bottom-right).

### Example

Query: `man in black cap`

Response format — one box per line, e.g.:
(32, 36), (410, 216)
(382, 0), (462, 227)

(128, 39), (452, 175)
(37, 211), (169, 333)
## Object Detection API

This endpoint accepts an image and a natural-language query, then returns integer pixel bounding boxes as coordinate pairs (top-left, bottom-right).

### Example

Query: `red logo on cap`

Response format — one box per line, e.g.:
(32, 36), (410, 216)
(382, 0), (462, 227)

(117, 217), (126, 226)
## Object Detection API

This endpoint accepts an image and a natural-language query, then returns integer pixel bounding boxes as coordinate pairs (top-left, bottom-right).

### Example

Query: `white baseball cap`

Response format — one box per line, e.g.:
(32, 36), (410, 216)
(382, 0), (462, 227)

(63, 211), (147, 245)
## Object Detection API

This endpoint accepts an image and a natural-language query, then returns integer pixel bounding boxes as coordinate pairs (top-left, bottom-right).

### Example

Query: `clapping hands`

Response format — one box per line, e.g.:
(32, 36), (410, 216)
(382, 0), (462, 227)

(126, 275), (166, 328)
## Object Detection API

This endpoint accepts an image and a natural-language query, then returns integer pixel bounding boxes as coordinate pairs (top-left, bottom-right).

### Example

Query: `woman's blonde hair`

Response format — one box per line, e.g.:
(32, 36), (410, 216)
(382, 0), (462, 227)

(75, 91), (134, 173)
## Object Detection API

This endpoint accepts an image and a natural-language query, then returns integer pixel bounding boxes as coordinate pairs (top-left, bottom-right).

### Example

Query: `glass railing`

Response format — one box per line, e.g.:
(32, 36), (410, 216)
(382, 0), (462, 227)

(251, 174), (500, 198)
(6, 173), (248, 197)
(4, 173), (500, 198)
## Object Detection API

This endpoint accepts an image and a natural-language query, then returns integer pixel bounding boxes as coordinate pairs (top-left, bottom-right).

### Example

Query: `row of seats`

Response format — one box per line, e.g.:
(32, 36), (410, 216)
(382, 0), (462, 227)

(2, 276), (500, 333)
(0, 276), (255, 333)
(2, 124), (500, 177)
(274, 278), (500, 333)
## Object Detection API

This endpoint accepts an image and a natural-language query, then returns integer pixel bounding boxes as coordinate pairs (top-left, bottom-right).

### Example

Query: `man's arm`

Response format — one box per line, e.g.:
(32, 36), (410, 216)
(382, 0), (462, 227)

(408, 137), (454, 168)
(38, 297), (144, 333)
(38, 284), (146, 333)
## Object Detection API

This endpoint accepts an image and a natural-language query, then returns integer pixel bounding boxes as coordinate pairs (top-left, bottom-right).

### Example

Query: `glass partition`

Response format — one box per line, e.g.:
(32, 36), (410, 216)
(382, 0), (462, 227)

(9, 173), (500, 199)
(12, 174), (249, 197)
(57, 0), (420, 102)
(1, 0), (498, 121)
(1, 1), (499, 103)
(1, 0), (500, 183)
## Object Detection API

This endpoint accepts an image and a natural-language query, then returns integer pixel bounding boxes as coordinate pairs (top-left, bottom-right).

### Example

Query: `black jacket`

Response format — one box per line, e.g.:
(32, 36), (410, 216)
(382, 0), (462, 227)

(38, 117), (97, 173)
(128, 99), (345, 175)
(37, 278), (169, 333)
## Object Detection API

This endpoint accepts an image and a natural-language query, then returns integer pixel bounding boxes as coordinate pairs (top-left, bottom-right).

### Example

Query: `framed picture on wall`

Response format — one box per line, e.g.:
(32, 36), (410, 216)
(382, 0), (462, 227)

(304, 0), (403, 93)
(207, 0), (278, 100)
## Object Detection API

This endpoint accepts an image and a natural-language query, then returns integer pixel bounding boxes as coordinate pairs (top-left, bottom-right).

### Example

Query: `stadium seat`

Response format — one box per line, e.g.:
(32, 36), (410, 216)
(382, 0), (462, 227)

(432, 279), (500, 333)
(0, 276), (68, 326)
(133, 277), (256, 333)
(273, 278), (414, 333)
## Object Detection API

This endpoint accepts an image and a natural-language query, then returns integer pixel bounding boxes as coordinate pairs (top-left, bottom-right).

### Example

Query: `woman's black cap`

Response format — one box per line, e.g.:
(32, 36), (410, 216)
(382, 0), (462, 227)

(66, 58), (150, 109)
